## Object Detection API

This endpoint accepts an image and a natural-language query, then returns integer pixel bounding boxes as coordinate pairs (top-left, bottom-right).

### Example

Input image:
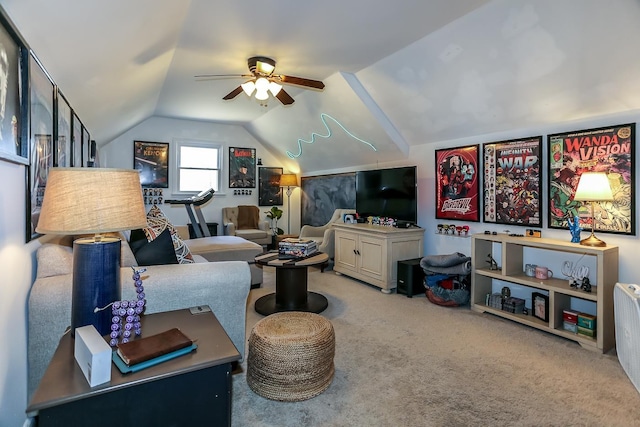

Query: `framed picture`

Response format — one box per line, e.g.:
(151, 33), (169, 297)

(435, 144), (480, 222)
(229, 147), (256, 188)
(134, 140), (169, 188)
(71, 112), (82, 166)
(82, 126), (90, 167)
(0, 10), (28, 165)
(258, 167), (283, 206)
(548, 123), (635, 235)
(29, 53), (54, 240)
(56, 90), (71, 167)
(532, 292), (549, 322)
(301, 172), (356, 226)
(483, 136), (542, 226)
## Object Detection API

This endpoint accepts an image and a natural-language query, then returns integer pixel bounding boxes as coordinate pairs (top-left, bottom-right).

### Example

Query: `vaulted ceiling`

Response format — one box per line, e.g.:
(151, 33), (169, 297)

(2, 0), (640, 173)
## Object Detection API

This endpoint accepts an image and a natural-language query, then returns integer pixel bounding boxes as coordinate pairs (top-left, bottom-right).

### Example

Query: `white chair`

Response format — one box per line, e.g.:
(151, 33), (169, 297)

(299, 208), (356, 259)
(222, 206), (272, 246)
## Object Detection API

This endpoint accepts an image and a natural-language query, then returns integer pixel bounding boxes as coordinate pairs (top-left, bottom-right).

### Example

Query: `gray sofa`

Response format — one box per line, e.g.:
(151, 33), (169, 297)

(28, 233), (252, 398)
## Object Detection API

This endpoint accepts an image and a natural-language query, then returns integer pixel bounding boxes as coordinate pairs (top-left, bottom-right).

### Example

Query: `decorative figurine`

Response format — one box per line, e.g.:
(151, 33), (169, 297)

(109, 267), (147, 346)
(568, 215), (581, 243)
(487, 254), (499, 270)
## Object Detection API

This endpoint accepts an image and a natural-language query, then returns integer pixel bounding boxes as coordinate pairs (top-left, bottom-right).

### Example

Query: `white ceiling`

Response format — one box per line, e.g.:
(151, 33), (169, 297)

(2, 0), (640, 173)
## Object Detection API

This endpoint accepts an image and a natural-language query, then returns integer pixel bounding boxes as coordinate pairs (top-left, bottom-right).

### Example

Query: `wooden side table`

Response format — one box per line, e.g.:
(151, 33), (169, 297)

(27, 308), (240, 427)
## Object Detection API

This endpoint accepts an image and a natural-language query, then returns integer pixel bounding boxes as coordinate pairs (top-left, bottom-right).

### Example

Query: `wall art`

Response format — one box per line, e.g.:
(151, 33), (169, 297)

(301, 172), (355, 227)
(56, 90), (71, 167)
(548, 123), (635, 235)
(134, 140), (169, 188)
(258, 167), (283, 206)
(71, 112), (82, 166)
(29, 53), (54, 239)
(0, 10), (28, 165)
(435, 144), (480, 222)
(483, 136), (542, 226)
(229, 147), (256, 188)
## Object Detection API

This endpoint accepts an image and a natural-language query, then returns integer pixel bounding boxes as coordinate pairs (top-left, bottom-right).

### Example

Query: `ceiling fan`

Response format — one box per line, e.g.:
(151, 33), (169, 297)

(195, 56), (325, 105)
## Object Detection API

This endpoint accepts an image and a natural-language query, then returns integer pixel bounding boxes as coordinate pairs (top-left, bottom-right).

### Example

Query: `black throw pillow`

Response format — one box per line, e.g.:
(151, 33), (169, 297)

(129, 228), (178, 266)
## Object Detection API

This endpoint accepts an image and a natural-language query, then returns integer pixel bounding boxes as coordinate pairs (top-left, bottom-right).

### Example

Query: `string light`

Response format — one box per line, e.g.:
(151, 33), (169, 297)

(286, 113), (377, 159)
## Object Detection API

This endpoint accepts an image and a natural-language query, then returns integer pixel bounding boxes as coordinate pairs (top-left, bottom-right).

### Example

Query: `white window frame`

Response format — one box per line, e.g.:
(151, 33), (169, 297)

(172, 139), (224, 196)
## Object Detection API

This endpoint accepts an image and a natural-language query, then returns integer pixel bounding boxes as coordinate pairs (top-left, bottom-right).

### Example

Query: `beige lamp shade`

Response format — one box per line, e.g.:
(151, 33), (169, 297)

(35, 168), (148, 235)
(573, 172), (614, 202)
(279, 174), (298, 187)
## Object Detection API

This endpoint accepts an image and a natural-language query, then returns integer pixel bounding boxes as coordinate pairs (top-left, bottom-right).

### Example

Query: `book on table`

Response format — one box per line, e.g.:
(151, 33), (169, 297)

(115, 327), (195, 366)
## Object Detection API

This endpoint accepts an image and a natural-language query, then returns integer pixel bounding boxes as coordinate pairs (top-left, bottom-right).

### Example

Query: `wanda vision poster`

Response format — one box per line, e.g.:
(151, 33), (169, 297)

(435, 144), (479, 222)
(548, 123), (635, 235)
(483, 136), (542, 226)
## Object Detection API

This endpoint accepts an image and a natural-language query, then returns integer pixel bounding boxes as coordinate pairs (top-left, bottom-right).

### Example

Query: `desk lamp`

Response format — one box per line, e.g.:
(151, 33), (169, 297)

(279, 174), (298, 234)
(573, 172), (614, 247)
(36, 168), (147, 335)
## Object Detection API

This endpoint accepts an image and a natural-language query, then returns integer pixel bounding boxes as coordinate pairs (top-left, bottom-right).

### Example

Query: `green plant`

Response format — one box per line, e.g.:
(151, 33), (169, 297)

(265, 206), (284, 235)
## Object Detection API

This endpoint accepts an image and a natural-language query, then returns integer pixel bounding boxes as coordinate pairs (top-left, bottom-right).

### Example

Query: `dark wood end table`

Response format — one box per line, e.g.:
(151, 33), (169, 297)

(254, 251), (329, 315)
(27, 308), (240, 427)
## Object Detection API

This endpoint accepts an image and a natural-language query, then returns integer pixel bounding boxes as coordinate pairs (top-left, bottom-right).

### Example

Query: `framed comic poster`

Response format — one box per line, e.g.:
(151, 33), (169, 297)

(29, 53), (54, 240)
(0, 10), (28, 165)
(134, 141), (169, 188)
(71, 112), (82, 166)
(258, 167), (283, 206)
(435, 144), (480, 222)
(483, 136), (542, 226)
(229, 147), (256, 188)
(548, 123), (635, 235)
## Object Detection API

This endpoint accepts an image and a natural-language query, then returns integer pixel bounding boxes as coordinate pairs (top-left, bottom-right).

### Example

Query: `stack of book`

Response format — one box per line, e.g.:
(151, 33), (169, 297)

(112, 328), (197, 373)
(278, 238), (317, 259)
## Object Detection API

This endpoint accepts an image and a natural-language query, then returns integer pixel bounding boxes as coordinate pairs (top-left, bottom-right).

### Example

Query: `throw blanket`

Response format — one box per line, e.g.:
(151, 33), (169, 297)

(237, 205), (259, 229)
(420, 252), (471, 275)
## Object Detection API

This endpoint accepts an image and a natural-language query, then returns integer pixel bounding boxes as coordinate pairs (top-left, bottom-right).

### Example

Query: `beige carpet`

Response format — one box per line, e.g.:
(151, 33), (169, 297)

(231, 266), (640, 426)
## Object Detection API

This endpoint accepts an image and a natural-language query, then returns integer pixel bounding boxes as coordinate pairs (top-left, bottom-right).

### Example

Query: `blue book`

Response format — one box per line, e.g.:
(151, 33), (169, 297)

(112, 343), (198, 373)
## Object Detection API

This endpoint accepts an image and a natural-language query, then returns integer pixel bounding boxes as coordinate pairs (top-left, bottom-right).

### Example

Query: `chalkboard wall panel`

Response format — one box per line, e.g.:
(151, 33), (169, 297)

(301, 172), (356, 226)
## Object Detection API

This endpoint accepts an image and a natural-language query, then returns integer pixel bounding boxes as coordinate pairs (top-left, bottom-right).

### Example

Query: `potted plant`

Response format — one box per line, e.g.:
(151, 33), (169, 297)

(265, 206), (284, 235)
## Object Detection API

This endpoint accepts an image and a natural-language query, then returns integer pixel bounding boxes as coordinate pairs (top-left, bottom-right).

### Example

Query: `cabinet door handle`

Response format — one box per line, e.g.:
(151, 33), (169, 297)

(353, 249), (357, 255)
(356, 250), (361, 255)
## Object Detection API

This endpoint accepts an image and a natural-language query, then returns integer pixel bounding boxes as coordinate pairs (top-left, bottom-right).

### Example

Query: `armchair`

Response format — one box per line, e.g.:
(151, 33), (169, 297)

(299, 208), (356, 259)
(222, 206), (272, 246)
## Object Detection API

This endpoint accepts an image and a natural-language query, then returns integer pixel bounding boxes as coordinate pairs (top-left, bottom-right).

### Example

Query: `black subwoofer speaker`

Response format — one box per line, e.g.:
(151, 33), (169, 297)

(397, 258), (425, 298)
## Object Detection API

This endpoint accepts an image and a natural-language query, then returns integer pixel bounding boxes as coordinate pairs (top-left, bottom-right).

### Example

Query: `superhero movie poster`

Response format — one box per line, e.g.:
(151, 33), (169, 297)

(435, 144), (479, 222)
(548, 123), (635, 235)
(483, 136), (542, 226)
(229, 147), (256, 188)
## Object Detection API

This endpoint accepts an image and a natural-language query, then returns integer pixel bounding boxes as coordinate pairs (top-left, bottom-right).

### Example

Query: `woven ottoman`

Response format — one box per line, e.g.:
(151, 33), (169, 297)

(247, 311), (335, 401)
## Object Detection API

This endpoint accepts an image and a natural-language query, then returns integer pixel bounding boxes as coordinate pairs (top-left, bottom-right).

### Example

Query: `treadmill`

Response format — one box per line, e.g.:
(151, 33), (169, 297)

(165, 188), (215, 238)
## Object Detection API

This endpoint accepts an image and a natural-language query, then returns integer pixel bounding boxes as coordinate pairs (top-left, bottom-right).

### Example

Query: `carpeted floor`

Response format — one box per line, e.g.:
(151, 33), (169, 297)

(231, 266), (640, 426)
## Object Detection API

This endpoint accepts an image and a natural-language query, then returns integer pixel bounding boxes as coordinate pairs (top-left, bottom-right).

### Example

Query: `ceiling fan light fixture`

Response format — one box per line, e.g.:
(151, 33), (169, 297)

(241, 81), (256, 96)
(255, 89), (269, 101)
(268, 81), (282, 96)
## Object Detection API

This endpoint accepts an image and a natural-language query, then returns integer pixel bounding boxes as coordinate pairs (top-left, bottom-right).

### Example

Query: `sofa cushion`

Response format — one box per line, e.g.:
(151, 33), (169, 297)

(144, 206), (195, 264)
(130, 228), (179, 266)
(36, 243), (73, 278)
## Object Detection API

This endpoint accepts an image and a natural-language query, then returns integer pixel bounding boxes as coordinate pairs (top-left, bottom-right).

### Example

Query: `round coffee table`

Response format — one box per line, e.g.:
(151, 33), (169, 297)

(254, 252), (329, 315)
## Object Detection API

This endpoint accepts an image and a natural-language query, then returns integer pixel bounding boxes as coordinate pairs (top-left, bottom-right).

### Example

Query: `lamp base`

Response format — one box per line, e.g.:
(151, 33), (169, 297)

(580, 234), (606, 247)
(72, 237), (121, 336)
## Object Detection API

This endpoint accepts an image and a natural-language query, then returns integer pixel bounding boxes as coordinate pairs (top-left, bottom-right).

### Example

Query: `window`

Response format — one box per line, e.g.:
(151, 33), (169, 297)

(175, 140), (222, 193)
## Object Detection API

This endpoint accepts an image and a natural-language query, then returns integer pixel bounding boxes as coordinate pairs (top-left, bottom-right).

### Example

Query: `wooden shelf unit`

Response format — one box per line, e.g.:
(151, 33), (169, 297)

(470, 233), (618, 353)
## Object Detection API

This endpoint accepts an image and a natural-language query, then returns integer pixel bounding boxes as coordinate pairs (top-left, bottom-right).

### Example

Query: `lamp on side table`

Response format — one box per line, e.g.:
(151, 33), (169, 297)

(36, 168), (147, 335)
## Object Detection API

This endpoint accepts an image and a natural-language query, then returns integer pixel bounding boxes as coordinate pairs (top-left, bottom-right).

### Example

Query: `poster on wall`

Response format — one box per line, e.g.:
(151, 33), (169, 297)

(229, 147), (256, 188)
(548, 123), (635, 235)
(258, 167), (283, 206)
(435, 144), (480, 222)
(134, 140), (169, 188)
(483, 136), (542, 226)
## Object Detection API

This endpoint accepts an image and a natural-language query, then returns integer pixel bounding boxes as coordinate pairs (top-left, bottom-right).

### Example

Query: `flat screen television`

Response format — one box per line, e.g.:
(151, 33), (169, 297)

(355, 166), (417, 224)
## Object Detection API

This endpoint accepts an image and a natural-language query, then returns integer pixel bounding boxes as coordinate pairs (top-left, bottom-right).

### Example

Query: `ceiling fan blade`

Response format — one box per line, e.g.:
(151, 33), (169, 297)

(275, 88), (295, 105)
(195, 73), (253, 80)
(277, 74), (325, 90)
(223, 86), (244, 100)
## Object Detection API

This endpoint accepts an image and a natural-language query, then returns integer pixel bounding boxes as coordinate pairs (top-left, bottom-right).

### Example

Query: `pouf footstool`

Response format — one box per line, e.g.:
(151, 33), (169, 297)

(247, 311), (335, 401)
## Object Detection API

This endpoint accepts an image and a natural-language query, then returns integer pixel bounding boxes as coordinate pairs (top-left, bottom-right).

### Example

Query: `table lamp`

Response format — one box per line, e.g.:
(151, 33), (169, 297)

(573, 172), (614, 247)
(36, 168), (148, 335)
(279, 173), (298, 234)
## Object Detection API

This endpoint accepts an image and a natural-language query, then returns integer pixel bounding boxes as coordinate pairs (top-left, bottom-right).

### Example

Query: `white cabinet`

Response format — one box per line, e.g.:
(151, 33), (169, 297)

(470, 233), (618, 353)
(333, 223), (424, 293)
